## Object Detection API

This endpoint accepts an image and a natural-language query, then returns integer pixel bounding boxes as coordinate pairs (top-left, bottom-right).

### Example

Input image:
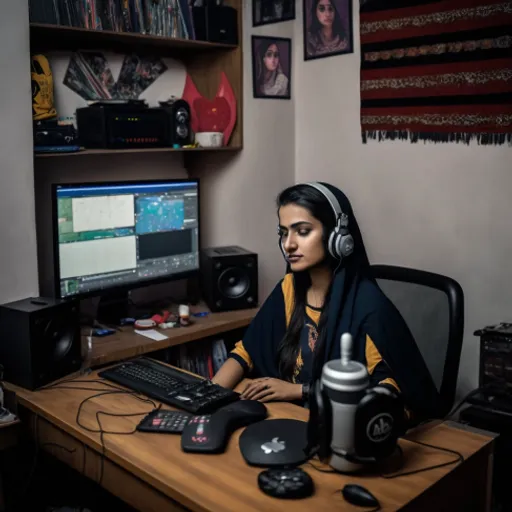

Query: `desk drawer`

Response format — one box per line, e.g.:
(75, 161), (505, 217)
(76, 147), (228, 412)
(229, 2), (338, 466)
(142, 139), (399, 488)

(29, 413), (187, 512)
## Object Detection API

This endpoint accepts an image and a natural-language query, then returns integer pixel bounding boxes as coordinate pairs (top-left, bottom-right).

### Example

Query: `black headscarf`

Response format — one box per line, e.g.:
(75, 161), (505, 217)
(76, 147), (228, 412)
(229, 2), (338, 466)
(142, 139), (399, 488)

(239, 183), (439, 421)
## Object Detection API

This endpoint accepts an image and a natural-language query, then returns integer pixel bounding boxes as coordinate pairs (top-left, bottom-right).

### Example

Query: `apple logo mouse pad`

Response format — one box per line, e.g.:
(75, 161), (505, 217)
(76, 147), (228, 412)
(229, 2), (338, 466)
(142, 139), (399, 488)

(239, 419), (309, 467)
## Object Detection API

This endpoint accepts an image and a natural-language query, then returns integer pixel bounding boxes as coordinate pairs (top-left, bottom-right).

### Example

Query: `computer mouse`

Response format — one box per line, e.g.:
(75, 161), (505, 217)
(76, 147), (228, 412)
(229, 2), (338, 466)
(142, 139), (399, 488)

(217, 399), (268, 417)
(342, 484), (380, 508)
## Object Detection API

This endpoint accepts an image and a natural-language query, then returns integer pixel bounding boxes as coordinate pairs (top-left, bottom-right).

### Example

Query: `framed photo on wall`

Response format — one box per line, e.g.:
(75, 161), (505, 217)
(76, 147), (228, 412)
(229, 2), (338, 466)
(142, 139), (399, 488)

(303, 0), (354, 61)
(252, 36), (292, 100)
(253, 0), (295, 27)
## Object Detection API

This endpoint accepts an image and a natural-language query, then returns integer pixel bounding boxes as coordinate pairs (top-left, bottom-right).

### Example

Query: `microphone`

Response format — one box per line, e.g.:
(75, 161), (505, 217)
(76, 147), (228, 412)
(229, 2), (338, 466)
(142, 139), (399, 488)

(311, 332), (403, 473)
(320, 332), (370, 473)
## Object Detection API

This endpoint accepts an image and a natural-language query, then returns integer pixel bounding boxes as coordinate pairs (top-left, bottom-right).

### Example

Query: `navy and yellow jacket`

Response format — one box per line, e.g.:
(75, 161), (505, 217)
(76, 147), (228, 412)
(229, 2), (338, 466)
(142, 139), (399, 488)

(229, 274), (400, 392)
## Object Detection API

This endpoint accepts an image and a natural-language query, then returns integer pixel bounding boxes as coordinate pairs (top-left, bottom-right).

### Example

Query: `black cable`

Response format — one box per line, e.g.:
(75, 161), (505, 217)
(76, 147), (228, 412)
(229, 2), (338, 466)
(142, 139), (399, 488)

(38, 380), (160, 488)
(380, 439), (463, 479)
(306, 460), (336, 473)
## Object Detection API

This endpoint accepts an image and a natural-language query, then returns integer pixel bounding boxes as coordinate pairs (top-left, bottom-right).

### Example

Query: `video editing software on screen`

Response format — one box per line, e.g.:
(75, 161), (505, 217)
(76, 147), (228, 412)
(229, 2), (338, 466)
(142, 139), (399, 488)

(55, 181), (199, 298)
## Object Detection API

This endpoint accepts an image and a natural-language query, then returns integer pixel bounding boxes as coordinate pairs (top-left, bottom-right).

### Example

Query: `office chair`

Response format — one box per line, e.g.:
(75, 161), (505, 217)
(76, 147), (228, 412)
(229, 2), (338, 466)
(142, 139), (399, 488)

(370, 265), (464, 418)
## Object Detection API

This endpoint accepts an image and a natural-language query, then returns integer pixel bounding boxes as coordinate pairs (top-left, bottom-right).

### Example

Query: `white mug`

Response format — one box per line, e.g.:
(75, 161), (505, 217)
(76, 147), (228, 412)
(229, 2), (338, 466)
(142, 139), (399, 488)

(195, 131), (224, 148)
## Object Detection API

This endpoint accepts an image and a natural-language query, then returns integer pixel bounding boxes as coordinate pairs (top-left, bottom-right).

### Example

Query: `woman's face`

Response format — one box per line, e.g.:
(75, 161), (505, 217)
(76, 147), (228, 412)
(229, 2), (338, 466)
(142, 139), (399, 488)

(263, 44), (279, 72)
(316, 0), (335, 27)
(278, 203), (326, 272)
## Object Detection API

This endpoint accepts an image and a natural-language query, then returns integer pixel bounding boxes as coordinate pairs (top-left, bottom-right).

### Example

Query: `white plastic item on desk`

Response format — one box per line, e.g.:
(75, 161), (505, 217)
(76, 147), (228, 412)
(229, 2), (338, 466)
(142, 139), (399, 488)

(179, 304), (190, 319)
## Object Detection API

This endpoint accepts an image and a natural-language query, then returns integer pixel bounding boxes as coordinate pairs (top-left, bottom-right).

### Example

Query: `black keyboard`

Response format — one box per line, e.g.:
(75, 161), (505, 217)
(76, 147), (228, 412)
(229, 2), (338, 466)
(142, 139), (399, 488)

(98, 357), (239, 414)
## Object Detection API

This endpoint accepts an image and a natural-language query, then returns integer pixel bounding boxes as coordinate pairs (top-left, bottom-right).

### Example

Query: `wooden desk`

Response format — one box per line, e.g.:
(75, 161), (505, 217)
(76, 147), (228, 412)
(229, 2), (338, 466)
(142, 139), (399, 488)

(10, 369), (495, 512)
(90, 307), (257, 367)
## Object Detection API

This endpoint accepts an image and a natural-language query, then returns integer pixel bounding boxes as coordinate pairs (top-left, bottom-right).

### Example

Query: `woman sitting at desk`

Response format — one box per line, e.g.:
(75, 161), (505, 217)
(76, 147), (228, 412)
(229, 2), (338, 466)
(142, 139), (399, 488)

(212, 182), (439, 422)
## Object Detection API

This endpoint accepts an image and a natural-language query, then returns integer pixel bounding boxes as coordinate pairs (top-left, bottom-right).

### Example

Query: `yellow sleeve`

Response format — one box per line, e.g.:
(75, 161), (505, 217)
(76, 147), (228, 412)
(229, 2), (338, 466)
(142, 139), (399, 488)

(281, 273), (295, 327)
(365, 335), (400, 393)
(229, 340), (254, 373)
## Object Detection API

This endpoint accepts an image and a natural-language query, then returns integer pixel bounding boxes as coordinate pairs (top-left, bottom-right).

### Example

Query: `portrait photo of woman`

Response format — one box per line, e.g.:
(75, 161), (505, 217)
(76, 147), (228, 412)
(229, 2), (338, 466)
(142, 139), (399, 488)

(252, 36), (291, 100)
(303, 0), (353, 61)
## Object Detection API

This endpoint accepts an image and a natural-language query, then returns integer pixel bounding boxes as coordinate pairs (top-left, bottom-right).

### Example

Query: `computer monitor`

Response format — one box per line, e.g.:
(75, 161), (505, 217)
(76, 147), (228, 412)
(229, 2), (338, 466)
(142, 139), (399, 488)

(52, 179), (200, 300)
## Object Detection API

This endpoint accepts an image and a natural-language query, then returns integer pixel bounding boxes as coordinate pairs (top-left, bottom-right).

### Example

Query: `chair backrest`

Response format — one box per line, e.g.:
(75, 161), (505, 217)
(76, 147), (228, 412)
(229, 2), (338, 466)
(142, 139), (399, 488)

(370, 265), (464, 417)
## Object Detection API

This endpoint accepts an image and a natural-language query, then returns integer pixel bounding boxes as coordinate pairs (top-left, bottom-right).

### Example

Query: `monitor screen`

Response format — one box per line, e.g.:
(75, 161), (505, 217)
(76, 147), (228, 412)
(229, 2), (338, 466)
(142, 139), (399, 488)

(53, 179), (200, 299)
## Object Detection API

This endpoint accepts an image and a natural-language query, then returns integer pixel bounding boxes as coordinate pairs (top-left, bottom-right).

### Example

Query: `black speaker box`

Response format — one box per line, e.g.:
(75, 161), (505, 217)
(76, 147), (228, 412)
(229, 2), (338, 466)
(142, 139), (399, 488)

(192, 5), (238, 45)
(163, 99), (192, 146)
(0, 297), (82, 390)
(200, 246), (258, 312)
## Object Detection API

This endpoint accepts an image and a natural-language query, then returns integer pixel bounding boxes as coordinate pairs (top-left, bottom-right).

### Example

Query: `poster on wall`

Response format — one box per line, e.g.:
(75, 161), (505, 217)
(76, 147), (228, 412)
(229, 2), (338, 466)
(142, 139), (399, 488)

(252, 36), (292, 100)
(63, 52), (168, 100)
(253, 0), (295, 27)
(303, 0), (354, 61)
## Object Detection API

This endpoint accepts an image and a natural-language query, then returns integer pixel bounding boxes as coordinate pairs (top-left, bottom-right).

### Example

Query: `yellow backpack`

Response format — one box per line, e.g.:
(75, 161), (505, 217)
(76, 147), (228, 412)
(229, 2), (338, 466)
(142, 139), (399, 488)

(31, 54), (57, 120)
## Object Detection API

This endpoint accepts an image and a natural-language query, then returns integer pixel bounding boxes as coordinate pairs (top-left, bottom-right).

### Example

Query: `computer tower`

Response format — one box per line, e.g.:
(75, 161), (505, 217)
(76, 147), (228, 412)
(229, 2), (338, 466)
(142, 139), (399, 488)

(0, 297), (82, 389)
(200, 246), (258, 312)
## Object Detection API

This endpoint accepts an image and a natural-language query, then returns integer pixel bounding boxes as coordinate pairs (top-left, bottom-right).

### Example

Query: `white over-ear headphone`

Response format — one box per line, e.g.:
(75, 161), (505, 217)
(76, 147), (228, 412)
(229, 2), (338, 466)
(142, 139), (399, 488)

(278, 182), (354, 261)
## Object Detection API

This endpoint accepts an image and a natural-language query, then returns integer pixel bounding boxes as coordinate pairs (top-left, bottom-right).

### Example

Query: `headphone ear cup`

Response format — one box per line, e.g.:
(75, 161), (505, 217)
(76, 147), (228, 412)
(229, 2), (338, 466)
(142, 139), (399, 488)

(354, 387), (403, 461)
(306, 380), (332, 462)
(317, 383), (332, 463)
(328, 229), (341, 259)
(337, 233), (354, 258)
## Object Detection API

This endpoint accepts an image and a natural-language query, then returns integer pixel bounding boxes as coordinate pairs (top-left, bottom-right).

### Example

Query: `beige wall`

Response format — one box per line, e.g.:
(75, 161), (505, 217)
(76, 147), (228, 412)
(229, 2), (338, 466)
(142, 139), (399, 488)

(0, 1), (39, 303)
(294, 4), (511, 394)
(190, 4), (296, 300)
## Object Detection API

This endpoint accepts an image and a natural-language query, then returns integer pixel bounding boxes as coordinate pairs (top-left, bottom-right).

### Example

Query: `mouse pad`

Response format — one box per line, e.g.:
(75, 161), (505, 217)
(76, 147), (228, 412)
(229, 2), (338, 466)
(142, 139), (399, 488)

(239, 419), (309, 467)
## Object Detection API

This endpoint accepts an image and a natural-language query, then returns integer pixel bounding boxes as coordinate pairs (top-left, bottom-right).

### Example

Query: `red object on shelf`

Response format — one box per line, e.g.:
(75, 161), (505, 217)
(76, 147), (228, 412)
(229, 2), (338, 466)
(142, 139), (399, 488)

(182, 72), (236, 145)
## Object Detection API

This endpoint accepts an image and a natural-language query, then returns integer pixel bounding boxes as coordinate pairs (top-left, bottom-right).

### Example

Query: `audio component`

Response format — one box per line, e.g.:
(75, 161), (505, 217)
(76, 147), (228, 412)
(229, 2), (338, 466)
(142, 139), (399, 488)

(200, 246), (258, 312)
(192, 3), (238, 45)
(76, 102), (181, 149)
(162, 99), (192, 146)
(475, 323), (512, 392)
(0, 297), (81, 389)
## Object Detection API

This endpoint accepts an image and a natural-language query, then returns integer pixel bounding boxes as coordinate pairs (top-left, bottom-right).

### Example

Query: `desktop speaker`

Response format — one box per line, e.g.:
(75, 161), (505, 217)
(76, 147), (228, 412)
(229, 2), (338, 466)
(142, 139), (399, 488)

(0, 297), (82, 390)
(200, 246), (258, 312)
(192, 5), (238, 45)
(163, 99), (192, 146)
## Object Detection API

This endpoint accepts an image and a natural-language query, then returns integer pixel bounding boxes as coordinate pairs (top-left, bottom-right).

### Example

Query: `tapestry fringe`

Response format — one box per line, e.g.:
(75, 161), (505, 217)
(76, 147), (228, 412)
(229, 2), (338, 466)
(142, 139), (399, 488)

(362, 130), (512, 146)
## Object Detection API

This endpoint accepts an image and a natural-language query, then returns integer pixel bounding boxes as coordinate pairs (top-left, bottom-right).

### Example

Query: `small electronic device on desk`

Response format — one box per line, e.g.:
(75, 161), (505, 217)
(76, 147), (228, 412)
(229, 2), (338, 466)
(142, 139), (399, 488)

(137, 409), (192, 434)
(469, 322), (512, 412)
(181, 400), (267, 454)
(98, 357), (239, 414)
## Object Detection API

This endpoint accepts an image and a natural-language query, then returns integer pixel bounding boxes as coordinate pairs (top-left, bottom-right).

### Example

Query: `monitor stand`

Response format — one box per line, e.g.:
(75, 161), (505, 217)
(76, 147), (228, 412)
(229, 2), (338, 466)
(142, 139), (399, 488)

(96, 291), (131, 327)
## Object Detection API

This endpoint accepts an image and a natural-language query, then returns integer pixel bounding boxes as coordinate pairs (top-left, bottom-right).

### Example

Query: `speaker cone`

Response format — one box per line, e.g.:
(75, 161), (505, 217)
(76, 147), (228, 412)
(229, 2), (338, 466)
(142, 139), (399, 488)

(43, 317), (74, 362)
(218, 267), (250, 299)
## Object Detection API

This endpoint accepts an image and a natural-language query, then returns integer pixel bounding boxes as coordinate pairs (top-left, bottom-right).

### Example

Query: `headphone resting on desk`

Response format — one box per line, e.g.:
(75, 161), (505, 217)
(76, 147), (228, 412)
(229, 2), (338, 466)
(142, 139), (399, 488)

(306, 378), (405, 466)
(278, 182), (354, 261)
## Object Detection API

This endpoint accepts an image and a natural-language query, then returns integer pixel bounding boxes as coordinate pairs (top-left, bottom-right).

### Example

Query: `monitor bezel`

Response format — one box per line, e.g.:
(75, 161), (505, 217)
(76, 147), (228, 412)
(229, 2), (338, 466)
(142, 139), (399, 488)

(51, 177), (201, 300)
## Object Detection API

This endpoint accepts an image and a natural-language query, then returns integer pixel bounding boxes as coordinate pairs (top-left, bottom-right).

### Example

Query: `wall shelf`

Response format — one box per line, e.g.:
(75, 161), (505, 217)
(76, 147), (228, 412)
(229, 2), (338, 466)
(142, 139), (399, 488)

(29, 23), (238, 56)
(30, 1), (244, 154)
(34, 146), (242, 158)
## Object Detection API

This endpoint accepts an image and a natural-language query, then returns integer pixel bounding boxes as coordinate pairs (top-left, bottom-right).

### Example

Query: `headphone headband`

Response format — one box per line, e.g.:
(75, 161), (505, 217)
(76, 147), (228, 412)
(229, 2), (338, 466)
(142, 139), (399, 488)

(303, 182), (343, 221)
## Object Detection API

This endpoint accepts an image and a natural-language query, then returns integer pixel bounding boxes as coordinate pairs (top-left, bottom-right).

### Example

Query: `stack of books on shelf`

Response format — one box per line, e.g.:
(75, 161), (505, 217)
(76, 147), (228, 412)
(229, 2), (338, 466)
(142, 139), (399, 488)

(167, 338), (228, 380)
(29, 0), (196, 39)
